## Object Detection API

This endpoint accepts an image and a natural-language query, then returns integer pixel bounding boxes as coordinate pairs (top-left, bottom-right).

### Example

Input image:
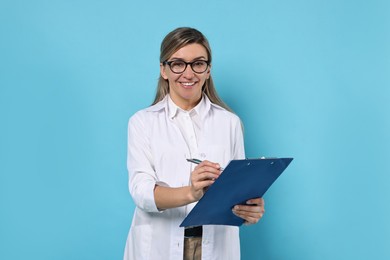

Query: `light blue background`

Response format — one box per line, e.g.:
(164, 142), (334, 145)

(1, 0), (389, 259)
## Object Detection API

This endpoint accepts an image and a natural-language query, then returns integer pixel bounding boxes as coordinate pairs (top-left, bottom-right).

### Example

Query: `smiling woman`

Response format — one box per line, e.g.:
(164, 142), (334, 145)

(160, 43), (211, 110)
(152, 27), (232, 113)
(123, 27), (265, 260)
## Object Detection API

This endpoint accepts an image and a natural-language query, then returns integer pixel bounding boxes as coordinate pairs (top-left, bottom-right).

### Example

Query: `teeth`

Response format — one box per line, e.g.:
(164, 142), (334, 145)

(181, 82), (195, 86)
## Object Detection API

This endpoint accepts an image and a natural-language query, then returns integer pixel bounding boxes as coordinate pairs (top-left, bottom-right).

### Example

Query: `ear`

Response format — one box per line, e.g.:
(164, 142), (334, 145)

(160, 63), (168, 80)
(206, 64), (211, 79)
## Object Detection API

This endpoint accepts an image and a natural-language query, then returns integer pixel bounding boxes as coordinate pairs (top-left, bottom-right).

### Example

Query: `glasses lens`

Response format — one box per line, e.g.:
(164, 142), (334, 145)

(191, 60), (208, 73)
(170, 61), (186, 73)
(167, 60), (209, 74)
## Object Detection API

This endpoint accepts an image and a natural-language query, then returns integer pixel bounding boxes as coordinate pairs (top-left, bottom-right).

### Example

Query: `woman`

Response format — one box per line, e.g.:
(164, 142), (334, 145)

(124, 27), (265, 260)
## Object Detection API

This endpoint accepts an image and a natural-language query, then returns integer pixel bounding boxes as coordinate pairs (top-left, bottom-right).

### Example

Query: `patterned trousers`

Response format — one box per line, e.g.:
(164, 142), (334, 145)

(183, 237), (202, 260)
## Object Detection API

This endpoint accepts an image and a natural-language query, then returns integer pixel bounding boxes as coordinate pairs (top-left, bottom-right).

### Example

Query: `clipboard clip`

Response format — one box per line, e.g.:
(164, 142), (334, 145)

(259, 156), (278, 159)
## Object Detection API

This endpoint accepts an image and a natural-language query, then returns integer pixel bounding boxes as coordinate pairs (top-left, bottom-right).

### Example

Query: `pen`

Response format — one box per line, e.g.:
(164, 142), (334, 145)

(186, 158), (203, 164)
(186, 158), (224, 170)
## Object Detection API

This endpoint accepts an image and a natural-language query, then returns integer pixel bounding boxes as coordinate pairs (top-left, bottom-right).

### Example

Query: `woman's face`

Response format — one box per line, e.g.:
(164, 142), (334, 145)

(160, 43), (211, 110)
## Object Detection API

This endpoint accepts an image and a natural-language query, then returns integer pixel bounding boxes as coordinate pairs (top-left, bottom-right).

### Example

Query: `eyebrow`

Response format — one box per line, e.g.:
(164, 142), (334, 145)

(169, 56), (208, 61)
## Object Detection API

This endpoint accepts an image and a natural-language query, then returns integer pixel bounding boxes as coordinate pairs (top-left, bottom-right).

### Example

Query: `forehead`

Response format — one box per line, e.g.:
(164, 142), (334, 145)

(170, 43), (208, 60)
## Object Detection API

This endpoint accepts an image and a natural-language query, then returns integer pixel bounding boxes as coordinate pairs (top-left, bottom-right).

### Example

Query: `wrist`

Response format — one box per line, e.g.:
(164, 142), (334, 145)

(186, 186), (197, 203)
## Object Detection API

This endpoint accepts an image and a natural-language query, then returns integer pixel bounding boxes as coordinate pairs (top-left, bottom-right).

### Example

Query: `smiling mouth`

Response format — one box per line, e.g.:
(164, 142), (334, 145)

(180, 82), (196, 88)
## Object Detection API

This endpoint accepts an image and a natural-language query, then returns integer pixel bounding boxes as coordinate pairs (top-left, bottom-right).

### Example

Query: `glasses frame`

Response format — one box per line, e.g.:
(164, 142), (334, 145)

(163, 59), (210, 74)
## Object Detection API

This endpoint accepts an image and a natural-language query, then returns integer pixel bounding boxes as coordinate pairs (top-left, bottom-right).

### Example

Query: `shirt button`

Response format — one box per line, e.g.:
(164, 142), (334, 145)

(200, 153), (206, 158)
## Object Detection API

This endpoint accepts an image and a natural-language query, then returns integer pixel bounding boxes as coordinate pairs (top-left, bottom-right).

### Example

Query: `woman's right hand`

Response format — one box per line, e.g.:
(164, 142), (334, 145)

(189, 160), (222, 201)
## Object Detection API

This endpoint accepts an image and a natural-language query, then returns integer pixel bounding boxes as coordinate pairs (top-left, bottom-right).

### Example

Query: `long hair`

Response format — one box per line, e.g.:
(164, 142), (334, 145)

(152, 27), (233, 112)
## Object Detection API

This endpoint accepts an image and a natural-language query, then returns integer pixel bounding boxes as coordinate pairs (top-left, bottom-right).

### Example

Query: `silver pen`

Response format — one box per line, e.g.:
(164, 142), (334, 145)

(186, 158), (224, 170)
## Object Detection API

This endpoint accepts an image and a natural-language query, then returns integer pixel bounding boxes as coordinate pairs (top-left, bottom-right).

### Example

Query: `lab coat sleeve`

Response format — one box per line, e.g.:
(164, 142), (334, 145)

(127, 112), (160, 213)
(233, 117), (245, 160)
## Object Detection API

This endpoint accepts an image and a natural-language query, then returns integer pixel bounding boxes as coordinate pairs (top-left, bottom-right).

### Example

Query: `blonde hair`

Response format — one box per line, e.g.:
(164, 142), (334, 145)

(152, 27), (232, 112)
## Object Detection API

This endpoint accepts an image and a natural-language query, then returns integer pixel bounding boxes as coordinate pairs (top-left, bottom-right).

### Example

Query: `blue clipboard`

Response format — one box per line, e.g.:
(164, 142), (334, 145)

(180, 157), (293, 227)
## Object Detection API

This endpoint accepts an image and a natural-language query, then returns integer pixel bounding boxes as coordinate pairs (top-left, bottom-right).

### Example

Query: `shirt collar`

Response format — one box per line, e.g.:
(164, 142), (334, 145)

(146, 94), (220, 120)
(167, 94), (211, 120)
(167, 95), (180, 119)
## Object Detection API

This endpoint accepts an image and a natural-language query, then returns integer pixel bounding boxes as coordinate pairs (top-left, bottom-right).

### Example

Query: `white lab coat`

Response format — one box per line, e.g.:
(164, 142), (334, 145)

(124, 95), (245, 260)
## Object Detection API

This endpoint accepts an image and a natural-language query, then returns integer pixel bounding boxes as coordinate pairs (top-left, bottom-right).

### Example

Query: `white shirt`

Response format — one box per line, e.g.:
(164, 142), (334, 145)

(168, 95), (200, 166)
(168, 95), (206, 214)
(124, 95), (245, 260)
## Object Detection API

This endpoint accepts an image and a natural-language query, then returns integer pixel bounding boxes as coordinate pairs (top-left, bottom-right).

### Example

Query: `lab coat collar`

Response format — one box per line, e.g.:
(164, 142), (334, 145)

(146, 94), (225, 120)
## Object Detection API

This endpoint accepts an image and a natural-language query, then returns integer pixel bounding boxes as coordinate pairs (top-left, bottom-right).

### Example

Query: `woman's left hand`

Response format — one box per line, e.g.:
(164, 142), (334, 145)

(232, 198), (265, 225)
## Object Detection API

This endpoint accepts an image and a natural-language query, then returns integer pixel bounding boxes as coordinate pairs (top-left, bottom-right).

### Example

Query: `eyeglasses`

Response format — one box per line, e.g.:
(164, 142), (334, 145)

(163, 60), (210, 74)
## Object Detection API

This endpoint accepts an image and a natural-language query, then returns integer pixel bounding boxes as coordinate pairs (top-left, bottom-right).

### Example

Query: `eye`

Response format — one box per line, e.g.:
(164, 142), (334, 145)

(193, 60), (206, 67)
(170, 61), (185, 69)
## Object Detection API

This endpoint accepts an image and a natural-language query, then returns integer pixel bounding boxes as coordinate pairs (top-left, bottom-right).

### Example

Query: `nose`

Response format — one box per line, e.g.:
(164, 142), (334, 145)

(182, 64), (195, 78)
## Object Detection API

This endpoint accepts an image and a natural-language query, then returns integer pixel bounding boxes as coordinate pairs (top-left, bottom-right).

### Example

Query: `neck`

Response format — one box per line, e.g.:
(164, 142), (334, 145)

(170, 94), (202, 111)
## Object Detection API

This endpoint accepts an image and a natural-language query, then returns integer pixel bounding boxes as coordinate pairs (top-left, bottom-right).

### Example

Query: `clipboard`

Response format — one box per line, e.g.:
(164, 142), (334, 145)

(180, 157), (293, 227)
